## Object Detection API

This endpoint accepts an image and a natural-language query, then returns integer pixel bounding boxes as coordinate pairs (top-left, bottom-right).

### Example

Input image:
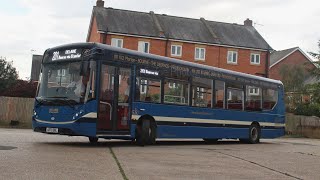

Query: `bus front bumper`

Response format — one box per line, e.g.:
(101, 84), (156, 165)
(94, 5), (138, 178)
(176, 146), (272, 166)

(32, 118), (96, 137)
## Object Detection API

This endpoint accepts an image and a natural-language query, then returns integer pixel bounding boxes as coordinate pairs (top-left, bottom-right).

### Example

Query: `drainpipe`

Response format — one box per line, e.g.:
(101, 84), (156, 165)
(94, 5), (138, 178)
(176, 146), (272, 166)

(165, 38), (169, 57)
(265, 48), (270, 78)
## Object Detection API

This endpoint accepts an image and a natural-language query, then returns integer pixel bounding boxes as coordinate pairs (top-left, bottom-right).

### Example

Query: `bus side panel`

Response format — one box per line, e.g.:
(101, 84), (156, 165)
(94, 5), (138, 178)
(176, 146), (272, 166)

(156, 125), (249, 139)
(261, 128), (285, 138)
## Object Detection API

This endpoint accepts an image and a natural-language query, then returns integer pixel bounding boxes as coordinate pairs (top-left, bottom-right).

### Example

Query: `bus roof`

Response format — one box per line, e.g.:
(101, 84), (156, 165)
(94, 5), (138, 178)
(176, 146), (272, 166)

(46, 42), (283, 87)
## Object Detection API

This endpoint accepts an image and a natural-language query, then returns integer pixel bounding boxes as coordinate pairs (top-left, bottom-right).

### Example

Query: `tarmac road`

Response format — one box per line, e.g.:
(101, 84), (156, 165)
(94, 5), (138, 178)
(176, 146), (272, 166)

(1, 128), (320, 180)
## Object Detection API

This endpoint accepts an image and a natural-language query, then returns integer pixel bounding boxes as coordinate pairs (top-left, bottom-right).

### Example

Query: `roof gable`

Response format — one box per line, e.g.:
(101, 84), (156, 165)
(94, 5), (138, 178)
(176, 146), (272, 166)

(92, 7), (271, 50)
(270, 47), (315, 68)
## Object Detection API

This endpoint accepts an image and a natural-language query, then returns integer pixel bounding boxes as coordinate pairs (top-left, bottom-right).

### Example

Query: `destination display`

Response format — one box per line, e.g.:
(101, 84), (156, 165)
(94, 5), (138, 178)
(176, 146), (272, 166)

(112, 53), (279, 89)
(44, 49), (83, 62)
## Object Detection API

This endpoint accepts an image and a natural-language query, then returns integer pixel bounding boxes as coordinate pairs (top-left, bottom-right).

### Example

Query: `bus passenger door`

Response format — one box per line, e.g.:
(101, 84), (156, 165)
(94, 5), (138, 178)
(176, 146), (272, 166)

(98, 64), (117, 131)
(116, 68), (131, 131)
(98, 64), (131, 132)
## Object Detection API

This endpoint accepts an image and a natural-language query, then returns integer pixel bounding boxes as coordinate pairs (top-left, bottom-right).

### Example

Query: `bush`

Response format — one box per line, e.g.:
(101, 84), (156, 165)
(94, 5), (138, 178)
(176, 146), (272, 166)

(294, 103), (320, 117)
(0, 80), (37, 98)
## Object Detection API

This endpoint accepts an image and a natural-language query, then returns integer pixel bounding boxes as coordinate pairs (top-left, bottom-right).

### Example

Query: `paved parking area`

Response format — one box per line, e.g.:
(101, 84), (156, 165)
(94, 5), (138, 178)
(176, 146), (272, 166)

(1, 128), (320, 180)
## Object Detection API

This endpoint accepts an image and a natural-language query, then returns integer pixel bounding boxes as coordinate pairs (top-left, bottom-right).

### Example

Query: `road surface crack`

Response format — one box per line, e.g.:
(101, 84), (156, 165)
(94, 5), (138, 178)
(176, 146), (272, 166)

(296, 152), (320, 157)
(214, 150), (302, 180)
(109, 147), (129, 180)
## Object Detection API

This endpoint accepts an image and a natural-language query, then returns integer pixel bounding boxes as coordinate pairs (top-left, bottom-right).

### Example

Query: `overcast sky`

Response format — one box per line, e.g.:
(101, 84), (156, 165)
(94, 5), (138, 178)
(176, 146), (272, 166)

(0, 0), (319, 79)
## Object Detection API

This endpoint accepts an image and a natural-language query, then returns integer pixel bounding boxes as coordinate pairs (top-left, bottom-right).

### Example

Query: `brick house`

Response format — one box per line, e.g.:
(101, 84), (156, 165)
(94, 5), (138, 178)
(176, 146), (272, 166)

(269, 47), (316, 81)
(270, 47), (317, 106)
(30, 54), (43, 82)
(87, 0), (272, 77)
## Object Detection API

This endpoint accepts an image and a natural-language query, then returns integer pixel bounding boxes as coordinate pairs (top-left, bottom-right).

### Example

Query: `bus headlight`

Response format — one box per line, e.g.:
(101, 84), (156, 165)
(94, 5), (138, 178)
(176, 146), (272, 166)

(73, 111), (82, 120)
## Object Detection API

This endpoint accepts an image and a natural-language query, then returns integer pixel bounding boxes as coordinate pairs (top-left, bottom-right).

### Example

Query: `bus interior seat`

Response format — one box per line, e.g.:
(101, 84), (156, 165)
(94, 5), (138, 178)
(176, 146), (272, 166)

(215, 100), (224, 108)
(145, 96), (152, 102)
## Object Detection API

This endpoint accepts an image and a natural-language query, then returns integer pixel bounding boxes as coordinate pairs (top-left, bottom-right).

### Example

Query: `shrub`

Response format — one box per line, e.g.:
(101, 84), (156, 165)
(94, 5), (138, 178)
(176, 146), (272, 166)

(0, 80), (37, 98)
(294, 103), (320, 117)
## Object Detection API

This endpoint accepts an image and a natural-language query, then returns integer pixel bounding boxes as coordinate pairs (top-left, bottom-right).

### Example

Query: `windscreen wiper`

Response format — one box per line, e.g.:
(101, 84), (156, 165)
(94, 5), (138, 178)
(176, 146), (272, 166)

(49, 97), (76, 109)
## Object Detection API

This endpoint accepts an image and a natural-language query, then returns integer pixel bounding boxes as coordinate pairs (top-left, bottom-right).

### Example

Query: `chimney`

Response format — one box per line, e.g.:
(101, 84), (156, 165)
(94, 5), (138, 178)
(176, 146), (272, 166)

(244, 18), (253, 26)
(96, 0), (104, 7)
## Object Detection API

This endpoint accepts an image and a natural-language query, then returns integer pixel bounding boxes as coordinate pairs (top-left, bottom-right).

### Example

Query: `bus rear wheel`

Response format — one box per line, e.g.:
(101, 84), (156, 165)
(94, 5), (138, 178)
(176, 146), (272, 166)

(240, 124), (261, 144)
(89, 137), (98, 144)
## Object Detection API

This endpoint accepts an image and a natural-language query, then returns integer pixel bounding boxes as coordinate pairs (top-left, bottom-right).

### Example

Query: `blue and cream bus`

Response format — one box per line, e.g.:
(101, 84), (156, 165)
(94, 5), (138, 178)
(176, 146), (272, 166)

(33, 42), (285, 145)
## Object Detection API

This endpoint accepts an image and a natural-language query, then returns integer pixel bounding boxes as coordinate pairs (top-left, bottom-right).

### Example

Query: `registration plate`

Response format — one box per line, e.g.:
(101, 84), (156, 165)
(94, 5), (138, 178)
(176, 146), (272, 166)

(46, 127), (58, 133)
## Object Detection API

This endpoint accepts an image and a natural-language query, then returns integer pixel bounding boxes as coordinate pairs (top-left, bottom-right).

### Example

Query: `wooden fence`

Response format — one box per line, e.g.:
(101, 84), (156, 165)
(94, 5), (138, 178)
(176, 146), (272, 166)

(0, 96), (34, 125)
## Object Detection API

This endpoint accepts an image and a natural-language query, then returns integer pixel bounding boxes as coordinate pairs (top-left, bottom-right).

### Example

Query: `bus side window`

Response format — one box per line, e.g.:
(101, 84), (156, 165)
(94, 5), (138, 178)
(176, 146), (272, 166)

(164, 79), (189, 105)
(215, 80), (224, 109)
(227, 88), (243, 110)
(263, 89), (278, 110)
(245, 86), (262, 111)
(192, 77), (212, 107)
(138, 78), (161, 103)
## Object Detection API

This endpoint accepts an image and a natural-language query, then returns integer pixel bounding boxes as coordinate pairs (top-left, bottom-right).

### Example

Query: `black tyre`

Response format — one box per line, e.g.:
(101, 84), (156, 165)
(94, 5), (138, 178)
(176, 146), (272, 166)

(135, 125), (144, 146)
(89, 137), (98, 144)
(146, 120), (156, 145)
(136, 119), (156, 146)
(203, 138), (218, 143)
(248, 124), (261, 144)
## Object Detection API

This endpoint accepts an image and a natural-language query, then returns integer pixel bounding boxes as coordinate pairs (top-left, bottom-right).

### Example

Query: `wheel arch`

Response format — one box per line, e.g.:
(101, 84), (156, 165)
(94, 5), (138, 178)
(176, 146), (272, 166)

(251, 121), (261, 128)
(137, 114), (156, 127)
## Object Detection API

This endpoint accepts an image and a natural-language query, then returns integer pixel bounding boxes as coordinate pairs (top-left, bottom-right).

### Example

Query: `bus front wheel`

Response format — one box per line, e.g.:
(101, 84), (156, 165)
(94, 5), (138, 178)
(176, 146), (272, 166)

(89, 137), (98, 144)
(136, 119), (156, 146)
(203, 138), (218, 143)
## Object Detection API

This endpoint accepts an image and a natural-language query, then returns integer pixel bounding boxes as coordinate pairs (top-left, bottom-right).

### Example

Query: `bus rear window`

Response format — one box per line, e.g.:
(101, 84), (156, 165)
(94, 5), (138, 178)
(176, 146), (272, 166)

(263, 89), (278, 110)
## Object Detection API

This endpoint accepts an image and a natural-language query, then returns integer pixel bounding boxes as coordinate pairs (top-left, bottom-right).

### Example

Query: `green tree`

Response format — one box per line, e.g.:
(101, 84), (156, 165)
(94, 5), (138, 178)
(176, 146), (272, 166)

(279, 64), (308, 111)
(309, 40), (320, 77)
(279, 64), (307, 93)
(306, 40), (320, 103)
(0, 57), (18, 92)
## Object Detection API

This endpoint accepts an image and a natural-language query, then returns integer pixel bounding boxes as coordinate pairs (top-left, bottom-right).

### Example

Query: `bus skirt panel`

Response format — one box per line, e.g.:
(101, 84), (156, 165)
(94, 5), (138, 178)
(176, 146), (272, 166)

(131, 124), (284, 139)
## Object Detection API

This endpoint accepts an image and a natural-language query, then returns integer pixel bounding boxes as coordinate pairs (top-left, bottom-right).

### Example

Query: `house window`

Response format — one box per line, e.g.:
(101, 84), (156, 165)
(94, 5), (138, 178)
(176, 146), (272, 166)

(111, 38), (123, 48)
(228, 91), (232, 101)
(250, 53), (260, 65)
(138, 41), (150, 53)
(111, 75), (122, 85)
(171, 45), (182, 57)
(195, 47), (205, 61)
(248, 86), (260, 96)
(197, 87), (205, 99)
(227, 51), (238, 64)
(140, 79), (148, 94)
(57, 69), (66, 76)
(169, 82), (177, 89)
